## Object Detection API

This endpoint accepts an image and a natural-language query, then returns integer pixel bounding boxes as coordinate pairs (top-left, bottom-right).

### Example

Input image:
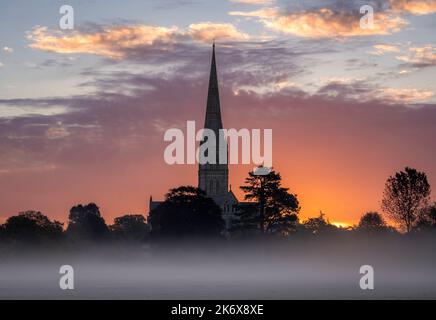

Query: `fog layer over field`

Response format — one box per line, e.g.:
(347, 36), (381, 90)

(1, 237), (435, 299)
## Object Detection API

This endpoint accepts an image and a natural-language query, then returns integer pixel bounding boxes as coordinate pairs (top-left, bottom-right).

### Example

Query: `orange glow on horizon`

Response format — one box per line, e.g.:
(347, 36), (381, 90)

(331, 221), (352, 228)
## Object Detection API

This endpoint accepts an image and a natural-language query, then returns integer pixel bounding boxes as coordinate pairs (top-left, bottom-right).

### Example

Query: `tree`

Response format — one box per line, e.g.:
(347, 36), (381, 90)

(303, 212), (337, 235)
(357, 212), (388, 234)
(233, 203), (260, 234)
(239, 167), (300, 234)
(148, 186), (224, 238)
(0, 224), (4, 241)
(414, 203), (436, 231)
(2, 211), (63, 243)
(66, 203), (109, 241)
(110, 214), (150, 242)
(381, 167), (431, 233)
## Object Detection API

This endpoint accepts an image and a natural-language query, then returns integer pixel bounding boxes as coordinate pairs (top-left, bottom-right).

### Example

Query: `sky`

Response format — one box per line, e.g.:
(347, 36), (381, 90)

(0, 0), (436, 226)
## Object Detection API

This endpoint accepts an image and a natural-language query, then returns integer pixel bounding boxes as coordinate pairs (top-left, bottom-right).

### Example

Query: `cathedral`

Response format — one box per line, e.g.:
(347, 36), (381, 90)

(150, 43), (239, 230)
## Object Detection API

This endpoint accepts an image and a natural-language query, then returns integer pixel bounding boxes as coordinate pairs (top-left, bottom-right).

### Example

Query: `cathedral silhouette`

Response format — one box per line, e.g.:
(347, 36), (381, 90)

(150, 43), (240, 230)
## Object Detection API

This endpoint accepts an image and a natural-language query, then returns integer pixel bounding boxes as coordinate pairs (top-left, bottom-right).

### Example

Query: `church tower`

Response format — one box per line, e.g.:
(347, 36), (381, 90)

(198, 43), (229, 197)
(151, 43), (238, 231)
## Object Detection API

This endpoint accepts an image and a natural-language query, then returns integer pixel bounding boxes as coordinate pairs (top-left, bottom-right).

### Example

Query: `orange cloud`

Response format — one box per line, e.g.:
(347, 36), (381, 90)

(390, 0), (436, 15)
(27, 25), (178, 59)
(230, 8), (406, 38)
(396, 45), (436, 66)
(27, 23), (249, 58)
(368, 43), (402, 55)
(187, 22), (249, 42)
(373, 44), (401, 53)
(379, 87), (434, 103)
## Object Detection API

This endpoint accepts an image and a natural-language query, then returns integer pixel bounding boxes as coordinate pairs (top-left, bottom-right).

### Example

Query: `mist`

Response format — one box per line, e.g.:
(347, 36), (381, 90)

(1, 236), (436, 299)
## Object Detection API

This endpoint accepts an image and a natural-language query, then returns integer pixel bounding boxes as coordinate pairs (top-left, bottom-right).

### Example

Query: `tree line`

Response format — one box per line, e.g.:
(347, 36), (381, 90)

(232, 166), (436, 237)
(0, 204), (150, 245)
(1, 166), (435, 246)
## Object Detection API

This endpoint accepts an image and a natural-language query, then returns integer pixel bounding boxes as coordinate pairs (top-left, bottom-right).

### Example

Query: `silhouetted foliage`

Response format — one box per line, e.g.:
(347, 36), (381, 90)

(110, 214), (150, 242)
(303, 212), (338, 235)
(233, 203), (260, 235)
(238, 167), (300, 235)
(357, 212), (389, 234)
(2, 211), (63, 243)
(0, 224), (4, 241)
(66, 203), (109, 241)
(381, 167), (431, 233)
(149, 186), (224, 238)
(414, 203), (436, 232)
(1, 166), (435, 247)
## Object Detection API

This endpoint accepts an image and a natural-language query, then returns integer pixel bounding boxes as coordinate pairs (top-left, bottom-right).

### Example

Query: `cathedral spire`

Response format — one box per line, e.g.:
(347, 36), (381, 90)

(204, 42), (223, 131)
(198, 43), (228, 198)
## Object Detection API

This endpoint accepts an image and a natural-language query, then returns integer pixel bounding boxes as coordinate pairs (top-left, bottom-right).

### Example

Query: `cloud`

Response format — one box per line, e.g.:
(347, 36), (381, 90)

(230, 1), (436, 38)
(0, 100), (70, 119)
(27, 25), (179, 59)
(316, 78), (434, 104)
(316, 79), (377, 101)
(45, 126), (71, 139)
(3, 46), (13, 53)
(398, 69), (411, 74)
(230, 0), (275, 4)
(230, 7), (407, 38)
(27, 23), (250, 59)
(187, 22), (249, 42)
(229, 7), (277, 18)
(390, 0), (436, 15)
(396, 45), (436, 67)
(374, 44), (400, 52)
(379, 87), (434, 102)
(0, 62), (3, 67)
(370, 44), (401, 55)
